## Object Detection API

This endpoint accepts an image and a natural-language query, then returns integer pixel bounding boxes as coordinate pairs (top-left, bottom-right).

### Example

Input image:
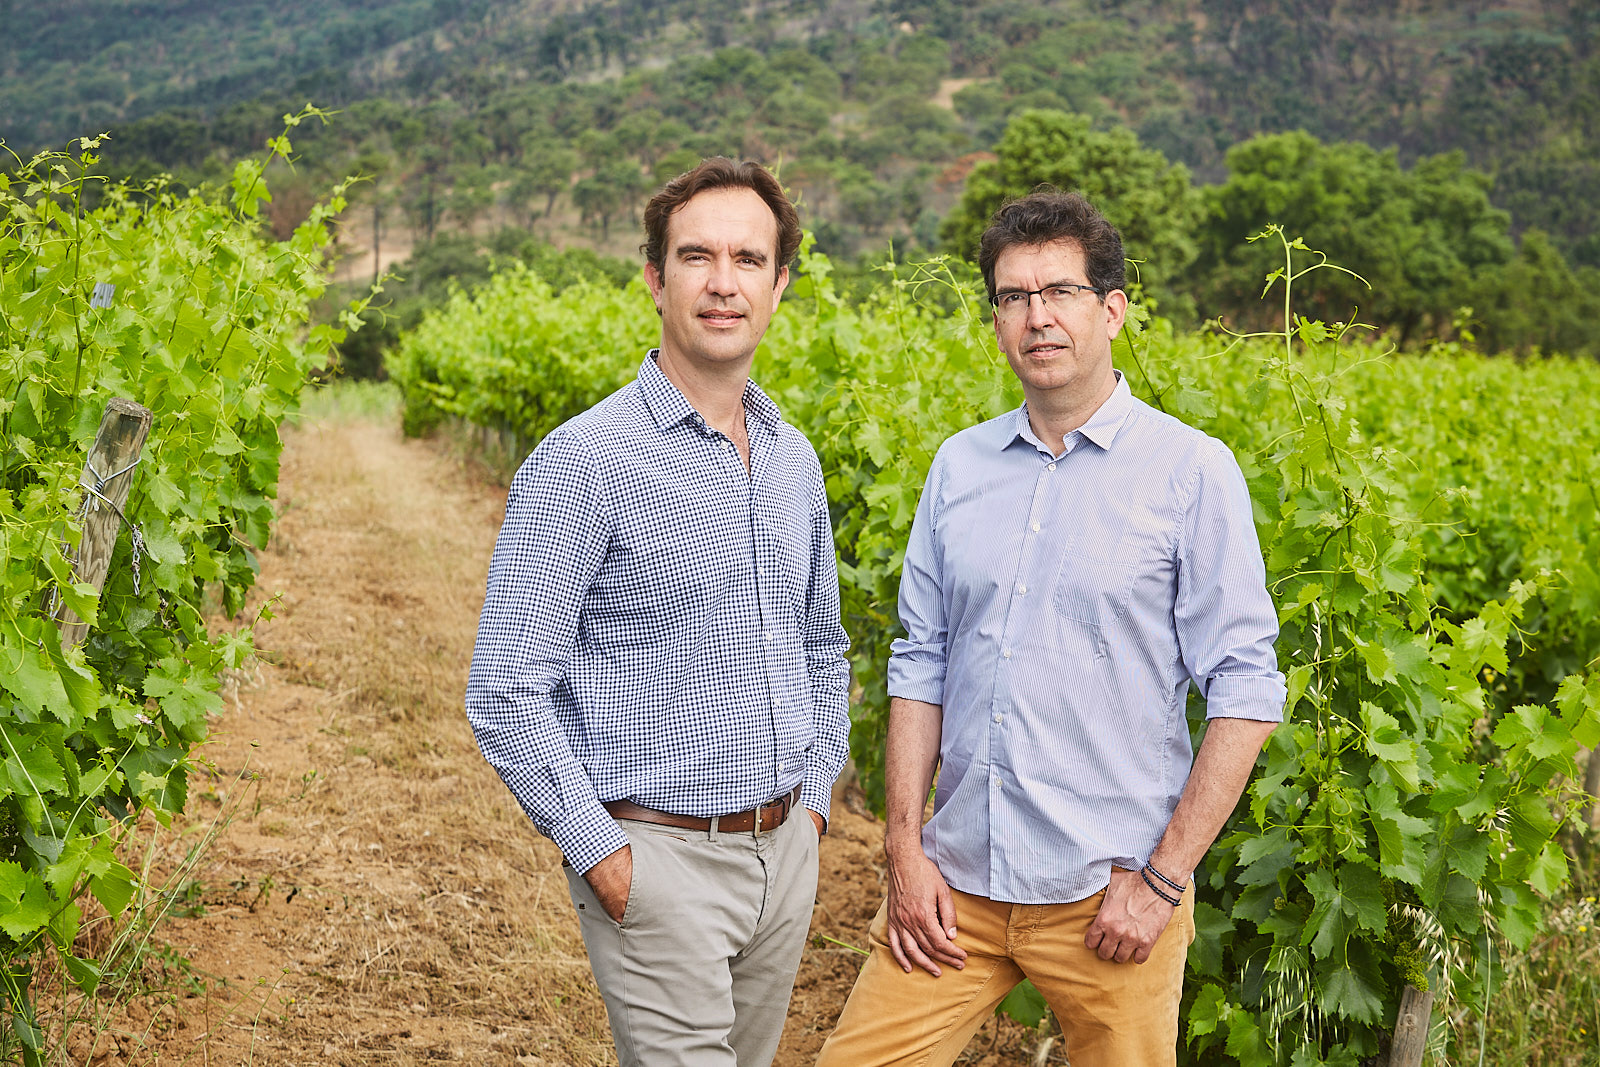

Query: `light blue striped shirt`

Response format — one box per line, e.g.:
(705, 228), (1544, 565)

(888, 373), (1285, 905)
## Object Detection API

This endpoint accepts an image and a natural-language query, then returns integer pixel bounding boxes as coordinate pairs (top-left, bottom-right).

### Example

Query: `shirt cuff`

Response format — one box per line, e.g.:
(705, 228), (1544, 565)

(800, 775), (831, 832)
(1202, 673), (1288, 722)
(548, 799), (630, 875)
(887, 644), (947, 705)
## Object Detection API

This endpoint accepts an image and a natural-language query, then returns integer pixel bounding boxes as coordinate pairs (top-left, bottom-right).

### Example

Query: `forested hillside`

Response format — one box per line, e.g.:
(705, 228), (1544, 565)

(0, 0), (478, 146)
(5, 0), (1597, 353)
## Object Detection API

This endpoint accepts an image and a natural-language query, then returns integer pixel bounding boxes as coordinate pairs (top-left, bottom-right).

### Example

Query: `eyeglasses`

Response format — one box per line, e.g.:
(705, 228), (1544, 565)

(990, 283), (1106, 321)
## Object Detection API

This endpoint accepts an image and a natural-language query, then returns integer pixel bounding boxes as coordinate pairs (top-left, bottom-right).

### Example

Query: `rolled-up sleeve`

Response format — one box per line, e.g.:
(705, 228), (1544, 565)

(464, 428), (629, 874)
(1175, 440), (1287, 722)
(887, 454), (949, 705)
(801, 455), (852, 826)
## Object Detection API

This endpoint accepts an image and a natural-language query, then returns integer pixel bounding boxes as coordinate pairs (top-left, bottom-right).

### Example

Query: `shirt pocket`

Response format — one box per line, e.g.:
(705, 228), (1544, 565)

(1051, 512), (1167, 627)
(1052, 550), (1138, 627)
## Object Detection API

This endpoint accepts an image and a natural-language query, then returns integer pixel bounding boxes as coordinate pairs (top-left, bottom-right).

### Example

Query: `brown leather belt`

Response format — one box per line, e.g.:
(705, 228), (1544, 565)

(603, 785), (803, 837)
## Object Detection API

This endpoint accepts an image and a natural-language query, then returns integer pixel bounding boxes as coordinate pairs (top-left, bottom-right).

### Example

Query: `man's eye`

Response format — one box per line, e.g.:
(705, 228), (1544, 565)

(999, 292), (1025, 306)
(1046, 286), (1075, 299)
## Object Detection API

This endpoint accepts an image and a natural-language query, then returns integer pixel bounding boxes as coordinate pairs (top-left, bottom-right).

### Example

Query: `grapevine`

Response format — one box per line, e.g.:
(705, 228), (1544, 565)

(389, 230), (1600, 1064)
(0, 113), (367, 1062)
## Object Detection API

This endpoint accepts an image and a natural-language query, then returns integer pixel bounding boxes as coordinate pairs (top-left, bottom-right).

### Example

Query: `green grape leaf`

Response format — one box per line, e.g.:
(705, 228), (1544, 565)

(0, 862), (54, 939)
(1188, 901), (1234, 978)
(143, 657), (223, 730)
(1305, 869), (1353, 958)
(3, 734), (69, 798)
(1552, 673), (1600, 749)
(1525, 841), (1569, 897)
(1224, 1001), (1275, 1067)
(90, 861), (137, 918)
(1187, 982), (1226, 1039)
(995, 979), (1048, 1028)
(1506, 791), (1558, 855)
(1316, 950), (1386, 1024)
(54, 580), (100, 626)
(1340, 863), (1387, 934)
(63, 955), (102, 996)
(0, 638), (74, 723)
(1360, 703), (1419, 792)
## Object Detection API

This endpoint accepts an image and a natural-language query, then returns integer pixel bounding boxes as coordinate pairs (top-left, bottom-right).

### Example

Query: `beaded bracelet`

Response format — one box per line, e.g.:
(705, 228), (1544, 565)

(1140, 865), (1181, 906)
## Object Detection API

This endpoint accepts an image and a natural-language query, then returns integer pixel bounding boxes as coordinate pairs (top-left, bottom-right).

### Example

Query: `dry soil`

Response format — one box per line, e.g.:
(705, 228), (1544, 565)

(71, 409), (1047, 1066)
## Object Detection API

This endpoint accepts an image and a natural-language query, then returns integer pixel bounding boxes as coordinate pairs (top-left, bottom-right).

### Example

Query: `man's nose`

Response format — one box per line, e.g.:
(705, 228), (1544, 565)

(707, 254), (738, 295)
(1024, 291), (1055, 329)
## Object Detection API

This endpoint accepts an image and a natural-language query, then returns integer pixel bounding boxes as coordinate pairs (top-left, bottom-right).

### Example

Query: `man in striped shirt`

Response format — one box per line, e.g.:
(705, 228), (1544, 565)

(819, 191), (1285, 1066)
(465, 158), (850, 1067)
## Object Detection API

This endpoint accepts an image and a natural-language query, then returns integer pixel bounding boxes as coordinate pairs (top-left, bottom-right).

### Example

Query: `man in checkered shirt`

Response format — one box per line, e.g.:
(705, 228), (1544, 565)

(465, 157), (851, 1066)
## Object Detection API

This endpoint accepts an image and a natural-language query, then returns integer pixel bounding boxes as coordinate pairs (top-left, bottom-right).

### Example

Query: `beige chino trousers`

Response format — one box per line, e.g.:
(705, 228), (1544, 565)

(564, 808), (819, 1067)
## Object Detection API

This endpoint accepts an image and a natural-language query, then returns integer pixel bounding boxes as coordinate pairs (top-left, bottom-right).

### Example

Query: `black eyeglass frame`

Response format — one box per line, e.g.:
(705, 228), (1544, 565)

(989, 283), (1109, 313)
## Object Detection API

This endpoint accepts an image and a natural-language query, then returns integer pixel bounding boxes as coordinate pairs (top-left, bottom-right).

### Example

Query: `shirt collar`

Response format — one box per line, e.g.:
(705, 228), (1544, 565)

(1005, 370), (1135, 455)
(636, 350), (784, 434)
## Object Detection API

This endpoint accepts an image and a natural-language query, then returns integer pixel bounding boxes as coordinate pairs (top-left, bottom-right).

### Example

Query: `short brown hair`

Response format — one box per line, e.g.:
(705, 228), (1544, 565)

(642, 157), (801, 280)
(977, 189), (1125, 303)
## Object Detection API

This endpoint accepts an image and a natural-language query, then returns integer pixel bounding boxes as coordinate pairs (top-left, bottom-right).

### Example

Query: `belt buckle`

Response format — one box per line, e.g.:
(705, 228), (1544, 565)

(753, 803), (764, 839)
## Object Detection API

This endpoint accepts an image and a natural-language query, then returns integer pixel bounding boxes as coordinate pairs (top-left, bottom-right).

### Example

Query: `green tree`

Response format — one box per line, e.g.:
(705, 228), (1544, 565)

(446, 164), (498, 231)
(952, 81), (1010, 144)
(572, 160), (647, 238)
(1467, 229), (1600, 357)
(891, 33), (951, 95)
(1195, 131), (1516, 344)
(515, 138), (579, 218)
(940, 109), (1203, 312)
(838, 170), (896, 235)
(347, 147), (396, 287)
(654, 147), (702, 184)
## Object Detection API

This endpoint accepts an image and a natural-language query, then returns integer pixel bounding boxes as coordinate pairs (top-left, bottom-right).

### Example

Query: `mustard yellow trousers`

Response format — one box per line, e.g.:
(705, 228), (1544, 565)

(817, 884), (1195, 1067)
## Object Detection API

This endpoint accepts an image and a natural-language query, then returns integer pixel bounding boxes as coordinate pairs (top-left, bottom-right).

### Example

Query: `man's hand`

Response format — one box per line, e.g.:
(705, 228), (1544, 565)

(809, 809), (826, 836)
(1084, 867), (1176, 964)
(583, 844), (633, 923)
(885, 844), (967, 976)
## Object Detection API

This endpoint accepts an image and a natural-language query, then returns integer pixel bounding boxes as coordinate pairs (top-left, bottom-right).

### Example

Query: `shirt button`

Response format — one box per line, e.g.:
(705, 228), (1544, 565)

(992, 713), (1004, 723)
(1031, 522), (1041, 532)
(1002, 648), (1012, 659)
(1016, 584), (1027, 596)
(771, 698), (780, 709)
(991, 775), (1001, 788)
(1046, 462), (1057, 471)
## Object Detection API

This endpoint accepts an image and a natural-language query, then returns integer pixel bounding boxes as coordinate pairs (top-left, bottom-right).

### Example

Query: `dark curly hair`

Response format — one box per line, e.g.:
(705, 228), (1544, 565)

(977, 189), (1125, 303)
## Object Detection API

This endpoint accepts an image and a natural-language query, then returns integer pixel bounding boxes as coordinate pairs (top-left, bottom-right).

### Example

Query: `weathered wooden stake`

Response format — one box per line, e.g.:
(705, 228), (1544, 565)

(1386, 984), (1435, 1067)
(54, 397), (153, 650)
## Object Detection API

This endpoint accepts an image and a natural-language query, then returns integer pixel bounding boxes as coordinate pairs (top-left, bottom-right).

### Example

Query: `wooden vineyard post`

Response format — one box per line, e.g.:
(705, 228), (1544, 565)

(53, 397), (154, 650)
(1386, 984), (1435, 1067)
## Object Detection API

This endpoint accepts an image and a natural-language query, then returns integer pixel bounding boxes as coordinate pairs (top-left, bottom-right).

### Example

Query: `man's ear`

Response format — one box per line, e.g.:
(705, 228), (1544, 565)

(772, 263), (790, 304)
(644, 262), (664, 315)
(1103, 288), (1129, 339)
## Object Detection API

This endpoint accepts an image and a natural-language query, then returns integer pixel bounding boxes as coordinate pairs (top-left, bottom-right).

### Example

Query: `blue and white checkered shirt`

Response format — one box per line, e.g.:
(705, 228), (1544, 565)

(889, 372), (1285, 904)
(466, 353), (851, 874)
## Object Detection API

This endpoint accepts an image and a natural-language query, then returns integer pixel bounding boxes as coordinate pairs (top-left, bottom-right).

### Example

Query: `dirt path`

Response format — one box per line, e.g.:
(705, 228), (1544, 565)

(99, 410), (1038, 1067)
